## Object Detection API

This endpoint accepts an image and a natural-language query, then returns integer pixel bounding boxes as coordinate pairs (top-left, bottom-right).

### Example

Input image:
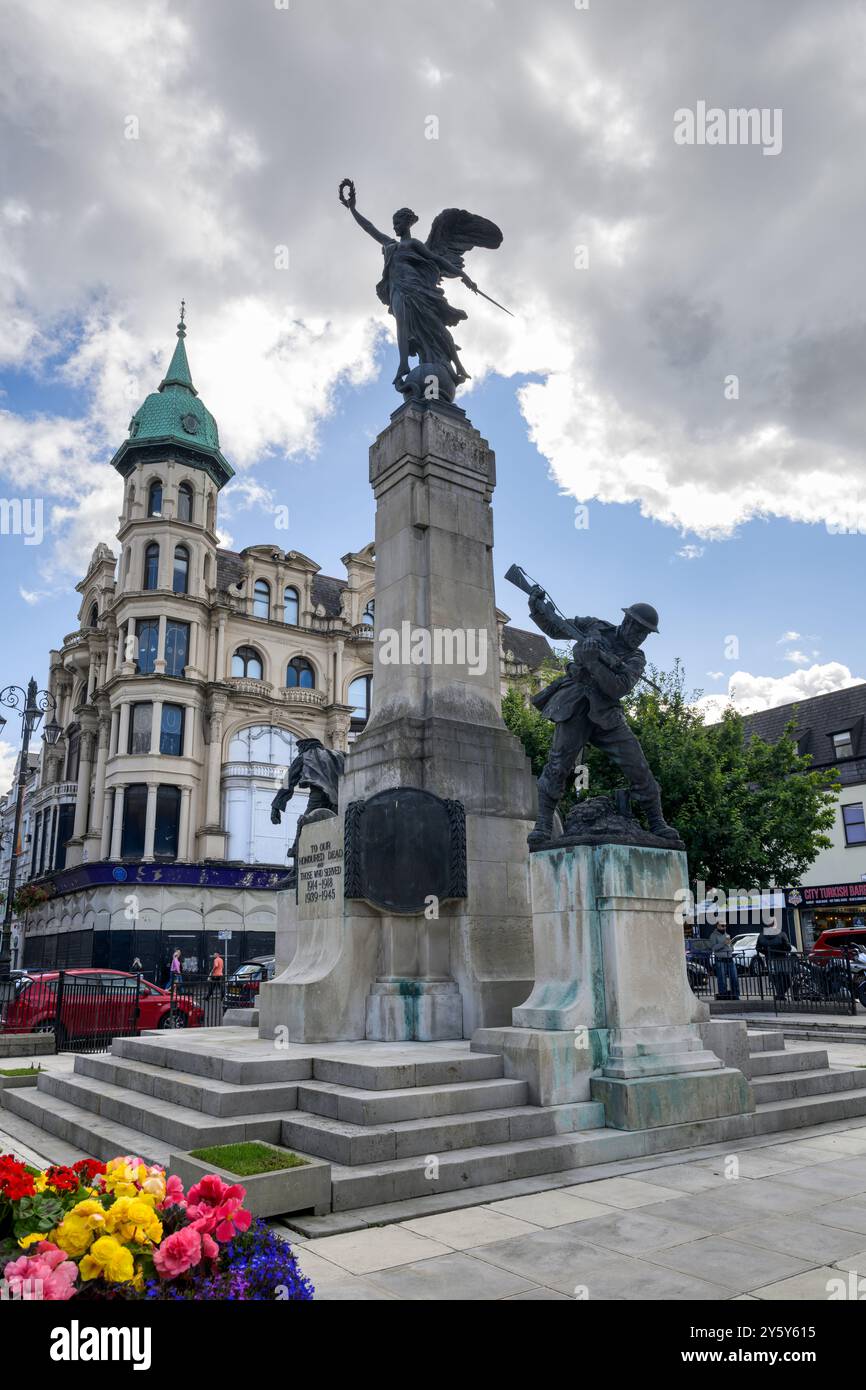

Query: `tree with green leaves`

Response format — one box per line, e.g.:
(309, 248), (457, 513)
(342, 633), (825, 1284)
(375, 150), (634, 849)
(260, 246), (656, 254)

(503, 659), (837, 889)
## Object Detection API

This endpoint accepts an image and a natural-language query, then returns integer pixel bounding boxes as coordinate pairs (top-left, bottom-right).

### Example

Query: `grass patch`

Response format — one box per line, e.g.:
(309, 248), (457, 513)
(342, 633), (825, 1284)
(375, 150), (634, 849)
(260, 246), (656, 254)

(0, 1066), (40, 1076)
(188, 1141), (308, 1176)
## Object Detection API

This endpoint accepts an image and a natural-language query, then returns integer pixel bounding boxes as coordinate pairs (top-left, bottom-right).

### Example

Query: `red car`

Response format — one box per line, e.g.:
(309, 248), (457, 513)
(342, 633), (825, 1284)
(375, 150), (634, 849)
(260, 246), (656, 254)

(810, 926), (866, 963)
(0, 969), (204, 1043)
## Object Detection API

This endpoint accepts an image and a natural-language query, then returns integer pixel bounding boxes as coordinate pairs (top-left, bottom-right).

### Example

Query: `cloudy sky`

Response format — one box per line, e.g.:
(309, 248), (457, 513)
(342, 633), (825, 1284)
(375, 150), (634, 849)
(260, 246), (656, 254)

(1, 0), (865, 784)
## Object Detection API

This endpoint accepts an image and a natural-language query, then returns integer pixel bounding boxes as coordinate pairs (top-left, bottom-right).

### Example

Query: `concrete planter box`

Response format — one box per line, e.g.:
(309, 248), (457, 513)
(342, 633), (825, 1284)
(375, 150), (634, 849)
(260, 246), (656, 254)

(0, 1071), (41, 1104)
(168, 1143), (331, 1218)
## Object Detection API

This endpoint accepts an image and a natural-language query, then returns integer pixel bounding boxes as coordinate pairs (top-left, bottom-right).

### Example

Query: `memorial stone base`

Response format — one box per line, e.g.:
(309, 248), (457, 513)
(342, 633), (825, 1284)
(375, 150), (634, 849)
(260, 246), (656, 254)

(473, 841), (754, 1128)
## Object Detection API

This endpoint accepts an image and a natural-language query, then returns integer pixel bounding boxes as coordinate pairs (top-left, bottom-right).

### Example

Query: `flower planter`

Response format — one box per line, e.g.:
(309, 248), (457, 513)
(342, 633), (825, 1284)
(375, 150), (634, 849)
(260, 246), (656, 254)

(0, 1071), (40, 1103)
(168, 1144), (331, 1218)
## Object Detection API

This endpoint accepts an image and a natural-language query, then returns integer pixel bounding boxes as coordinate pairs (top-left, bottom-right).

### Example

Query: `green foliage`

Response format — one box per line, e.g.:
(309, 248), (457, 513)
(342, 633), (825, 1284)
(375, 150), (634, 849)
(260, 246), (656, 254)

(503, 659), (838, 888)
(188, 1142), (308, 1176)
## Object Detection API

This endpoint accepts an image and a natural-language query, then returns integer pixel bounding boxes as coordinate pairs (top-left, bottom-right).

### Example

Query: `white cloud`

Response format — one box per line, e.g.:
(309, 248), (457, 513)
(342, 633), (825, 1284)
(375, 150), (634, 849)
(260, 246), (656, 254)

(697, 663), (866, 721)
(0, 741), (19, 799)
(2, 0), (866, 575)
(778, 630), (802, 643)
(784, 649), (809, 665)
(676, 544), (704, 561)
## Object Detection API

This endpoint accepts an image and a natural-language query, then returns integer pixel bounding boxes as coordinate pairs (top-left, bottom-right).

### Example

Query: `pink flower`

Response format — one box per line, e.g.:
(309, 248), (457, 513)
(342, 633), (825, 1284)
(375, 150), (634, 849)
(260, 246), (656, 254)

(163, 1174), (186, 1208)
(153, 1227), (205, 1279)
(186, 1174), (251, 1243)
(4, 1242), (78, 1300)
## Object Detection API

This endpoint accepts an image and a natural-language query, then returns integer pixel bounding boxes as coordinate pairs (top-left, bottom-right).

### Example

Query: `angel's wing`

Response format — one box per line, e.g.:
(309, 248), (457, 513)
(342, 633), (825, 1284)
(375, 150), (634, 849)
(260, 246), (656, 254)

(425, 208), (503, 275)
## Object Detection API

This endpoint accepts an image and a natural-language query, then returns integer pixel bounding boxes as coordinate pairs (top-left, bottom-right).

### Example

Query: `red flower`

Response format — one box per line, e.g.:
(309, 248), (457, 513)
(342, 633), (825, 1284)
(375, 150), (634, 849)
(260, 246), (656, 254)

(72, 1158), (106, 1184)
(46, 1165), (81, 1192)
(0, 1154), (36, 1201)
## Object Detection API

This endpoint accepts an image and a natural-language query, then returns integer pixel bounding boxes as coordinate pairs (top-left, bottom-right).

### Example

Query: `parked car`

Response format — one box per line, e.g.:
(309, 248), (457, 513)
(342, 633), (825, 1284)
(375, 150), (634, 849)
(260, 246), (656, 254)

(729, 931), (768, 974)
(0, 969), (204, 1044)
(810, 926), (866, 964)
(809, 928), (866, 1008)
(225, 956), (276, 1009)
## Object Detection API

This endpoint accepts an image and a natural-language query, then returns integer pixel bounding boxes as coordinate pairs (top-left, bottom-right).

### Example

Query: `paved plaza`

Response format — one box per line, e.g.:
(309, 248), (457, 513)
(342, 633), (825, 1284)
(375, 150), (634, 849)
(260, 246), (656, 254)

(285, 1113), (866, 1300)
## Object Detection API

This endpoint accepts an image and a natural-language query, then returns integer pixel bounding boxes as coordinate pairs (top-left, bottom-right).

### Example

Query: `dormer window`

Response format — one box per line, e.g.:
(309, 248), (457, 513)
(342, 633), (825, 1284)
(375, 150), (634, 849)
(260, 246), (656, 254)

(362, 599), (375, 628)
(832, 730), (855, 760)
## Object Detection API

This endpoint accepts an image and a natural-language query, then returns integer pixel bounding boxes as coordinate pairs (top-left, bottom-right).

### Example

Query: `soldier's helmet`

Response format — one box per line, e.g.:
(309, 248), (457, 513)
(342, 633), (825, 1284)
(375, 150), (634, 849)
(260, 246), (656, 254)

(621, 603), (659, 634)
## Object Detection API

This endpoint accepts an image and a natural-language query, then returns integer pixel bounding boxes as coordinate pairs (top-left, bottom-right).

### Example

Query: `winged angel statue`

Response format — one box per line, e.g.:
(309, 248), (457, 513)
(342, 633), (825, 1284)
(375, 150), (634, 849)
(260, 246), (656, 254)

(339, 178), (509, 399)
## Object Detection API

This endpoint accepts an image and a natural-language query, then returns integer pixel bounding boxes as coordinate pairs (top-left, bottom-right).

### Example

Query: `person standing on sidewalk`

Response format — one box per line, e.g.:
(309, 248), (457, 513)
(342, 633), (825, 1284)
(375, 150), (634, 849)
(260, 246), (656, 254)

(207, 950), (224, 1001)
(708, 925), (740, 1000)
(167, 948), (182, 989)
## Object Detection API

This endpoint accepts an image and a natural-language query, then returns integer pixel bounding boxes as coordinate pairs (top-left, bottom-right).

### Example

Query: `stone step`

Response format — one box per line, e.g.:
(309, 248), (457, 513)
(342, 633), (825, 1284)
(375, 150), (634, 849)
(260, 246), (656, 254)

(747, 1029), (786, 1053)
(750, 1067), (866, 1105)
(297, 1076), (530, 1125)
(3, 1085), (172, 1167)
(0, 1103), (92, 1167)
(308, 1052), (504, 1091)
(328, 1130), (613, 1210)
(77, 1053), (301, 1118)
(112, 1035), (314, 1086)
(281, 1102), (602, 1166)
(38, 1072), (283, 1152)
(111, 1036), (504, 1090)
(754, 1085), (866, 1134)
(749, 1047), (830, 1077)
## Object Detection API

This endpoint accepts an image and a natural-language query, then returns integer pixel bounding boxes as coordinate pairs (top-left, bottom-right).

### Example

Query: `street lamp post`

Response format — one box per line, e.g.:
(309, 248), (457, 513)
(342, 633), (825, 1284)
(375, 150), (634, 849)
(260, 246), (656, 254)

(0, 678), (61, 973)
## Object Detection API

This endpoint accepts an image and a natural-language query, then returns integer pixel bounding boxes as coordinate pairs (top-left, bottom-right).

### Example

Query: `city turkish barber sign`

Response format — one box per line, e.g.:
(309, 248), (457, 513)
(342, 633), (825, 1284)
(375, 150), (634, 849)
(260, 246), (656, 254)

(794, 883), (866, 907)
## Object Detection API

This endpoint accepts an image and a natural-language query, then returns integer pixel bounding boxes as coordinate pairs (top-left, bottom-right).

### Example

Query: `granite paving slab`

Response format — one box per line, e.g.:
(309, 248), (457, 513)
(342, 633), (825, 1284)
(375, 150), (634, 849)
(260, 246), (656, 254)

(365, 1252), (537, 1301)
(640, 1235), (814, 1294)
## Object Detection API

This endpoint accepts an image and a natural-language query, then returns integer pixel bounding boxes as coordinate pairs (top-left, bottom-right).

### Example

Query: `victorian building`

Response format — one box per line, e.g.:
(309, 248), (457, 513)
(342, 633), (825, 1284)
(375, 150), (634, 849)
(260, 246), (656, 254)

(15, 314), (551, 978)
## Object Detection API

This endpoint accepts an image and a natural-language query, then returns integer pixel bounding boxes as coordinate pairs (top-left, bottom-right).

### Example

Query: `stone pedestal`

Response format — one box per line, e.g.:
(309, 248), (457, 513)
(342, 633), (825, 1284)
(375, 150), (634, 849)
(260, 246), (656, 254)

(473, 842), (754, 1125)
(261, 399), (537, 1043)
(342, 401), (537, 1037)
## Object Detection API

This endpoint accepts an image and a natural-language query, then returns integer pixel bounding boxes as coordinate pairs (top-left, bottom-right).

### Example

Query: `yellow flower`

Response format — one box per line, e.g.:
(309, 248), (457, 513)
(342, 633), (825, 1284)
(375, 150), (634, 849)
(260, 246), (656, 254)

(32, 1173), (47, 1193)
(53, 1199), (107, 1257)
(18, 1231), (50, 1249)
(79, 1236), (135, 1284)
(105, 1196), (163, 1246)
(140, 1172), (166, 1201)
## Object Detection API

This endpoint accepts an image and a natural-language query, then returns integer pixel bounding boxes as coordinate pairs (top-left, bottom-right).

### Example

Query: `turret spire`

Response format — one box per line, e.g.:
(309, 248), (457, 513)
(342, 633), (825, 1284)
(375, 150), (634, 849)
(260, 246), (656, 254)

(160, 301), (196, 395)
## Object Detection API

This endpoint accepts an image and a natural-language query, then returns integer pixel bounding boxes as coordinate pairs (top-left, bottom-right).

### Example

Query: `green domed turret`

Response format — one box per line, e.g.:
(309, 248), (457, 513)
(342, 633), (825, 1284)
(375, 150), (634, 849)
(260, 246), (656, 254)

(110, 305), (234, 488)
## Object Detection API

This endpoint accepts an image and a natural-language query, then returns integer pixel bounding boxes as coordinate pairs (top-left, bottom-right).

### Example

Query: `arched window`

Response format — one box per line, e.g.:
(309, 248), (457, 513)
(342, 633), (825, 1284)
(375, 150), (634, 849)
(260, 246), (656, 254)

(286, 657), (315, 689)
(177, 482), (193, 524)
(206, 495), (215, 532)
(362, 598), (375, 627)
(348, 674), (372, 740)
(88, 602), (98, 629)
(284, 586), (299, 625)
(147, 480), (163, 516)
(224, 725), (298, 866)
(172, 544), (189, 595)
(253, 579), (270, 620)
(232, 647), (264, 680)
(143, 542), (159, 591)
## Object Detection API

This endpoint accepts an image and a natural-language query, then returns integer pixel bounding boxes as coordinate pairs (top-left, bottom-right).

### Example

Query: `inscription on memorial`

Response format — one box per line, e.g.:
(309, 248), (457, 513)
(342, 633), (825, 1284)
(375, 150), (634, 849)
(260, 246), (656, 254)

(298, 827), (344, 912)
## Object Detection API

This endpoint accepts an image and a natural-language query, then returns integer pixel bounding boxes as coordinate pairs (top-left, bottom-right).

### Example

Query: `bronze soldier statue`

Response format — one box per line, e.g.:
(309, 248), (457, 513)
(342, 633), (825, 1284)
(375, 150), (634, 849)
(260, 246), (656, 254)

(270, 738), (345, 874)
(514, 570), (679, 849)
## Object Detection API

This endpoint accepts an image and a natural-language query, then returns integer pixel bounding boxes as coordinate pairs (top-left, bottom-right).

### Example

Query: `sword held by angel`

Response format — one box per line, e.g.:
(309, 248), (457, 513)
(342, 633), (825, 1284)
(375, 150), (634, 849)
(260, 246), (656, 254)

(339, 177), (513, 400)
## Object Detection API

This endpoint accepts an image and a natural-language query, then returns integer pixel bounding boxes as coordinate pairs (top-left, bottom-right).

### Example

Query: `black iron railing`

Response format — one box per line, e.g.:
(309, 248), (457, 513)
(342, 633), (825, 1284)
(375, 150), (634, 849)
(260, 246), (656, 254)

(687, 948), (860, 1016)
